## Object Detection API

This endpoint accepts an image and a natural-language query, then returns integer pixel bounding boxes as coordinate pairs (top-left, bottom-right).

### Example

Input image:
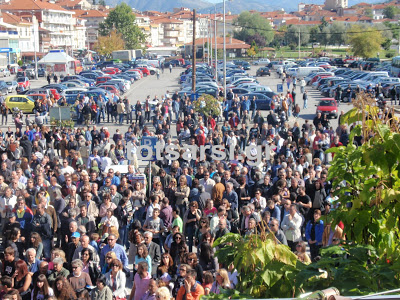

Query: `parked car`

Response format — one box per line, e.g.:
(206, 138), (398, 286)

(5, 81), (17, 93)
(256, 67), (271, 77)
(316, 98), (338, 118)
(243, 93), (272, 110)
(5, 95), (35, 113)
(37, 68), (46, 77)
(17, 77), (30, 89)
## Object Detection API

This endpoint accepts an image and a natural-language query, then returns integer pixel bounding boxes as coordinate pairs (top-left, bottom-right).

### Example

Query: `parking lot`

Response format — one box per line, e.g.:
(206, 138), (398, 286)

(0, 64), (357, 136)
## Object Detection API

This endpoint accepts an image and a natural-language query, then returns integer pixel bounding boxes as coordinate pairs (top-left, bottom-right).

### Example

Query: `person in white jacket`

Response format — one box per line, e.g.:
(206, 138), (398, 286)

(281, 204), (303, 251)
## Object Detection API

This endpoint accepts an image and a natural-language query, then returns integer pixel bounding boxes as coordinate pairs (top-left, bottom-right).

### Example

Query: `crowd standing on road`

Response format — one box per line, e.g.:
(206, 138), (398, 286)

(0, 60), (388, 300)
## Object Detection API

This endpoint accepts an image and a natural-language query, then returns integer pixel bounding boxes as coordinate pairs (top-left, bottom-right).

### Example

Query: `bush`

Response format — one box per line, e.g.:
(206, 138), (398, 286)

(385, 51), (395, 58)
(288, 44), (297, 51)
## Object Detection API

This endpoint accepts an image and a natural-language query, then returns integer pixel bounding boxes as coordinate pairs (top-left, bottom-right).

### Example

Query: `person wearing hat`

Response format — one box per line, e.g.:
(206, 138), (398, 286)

(67, 231), (81, 263)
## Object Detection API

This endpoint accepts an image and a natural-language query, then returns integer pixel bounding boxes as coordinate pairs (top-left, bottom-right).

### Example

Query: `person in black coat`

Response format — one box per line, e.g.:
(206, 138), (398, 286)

(20, 135), (32, 159)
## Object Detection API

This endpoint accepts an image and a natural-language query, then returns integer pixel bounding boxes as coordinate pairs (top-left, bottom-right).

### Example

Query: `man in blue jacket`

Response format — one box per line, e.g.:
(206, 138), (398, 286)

(305, 209), (324, 261)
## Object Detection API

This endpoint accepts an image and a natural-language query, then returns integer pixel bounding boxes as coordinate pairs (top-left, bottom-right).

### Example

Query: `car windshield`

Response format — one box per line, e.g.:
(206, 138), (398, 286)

(319, 100), (335, 106)
(26, 96), (34, 102)
(5, 82), (11, 86)
(17, 78), (26, 82)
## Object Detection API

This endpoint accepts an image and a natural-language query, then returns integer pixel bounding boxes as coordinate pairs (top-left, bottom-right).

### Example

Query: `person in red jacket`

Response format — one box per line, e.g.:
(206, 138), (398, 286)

(330, 136), (343, 158)
(228, 112), (240, 129)
(196, 130), (206, 147)
(208, 116), (216, 130)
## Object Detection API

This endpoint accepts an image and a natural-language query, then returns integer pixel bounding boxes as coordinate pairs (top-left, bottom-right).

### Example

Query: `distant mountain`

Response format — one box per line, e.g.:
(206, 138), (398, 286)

(106, 0), (380, 14)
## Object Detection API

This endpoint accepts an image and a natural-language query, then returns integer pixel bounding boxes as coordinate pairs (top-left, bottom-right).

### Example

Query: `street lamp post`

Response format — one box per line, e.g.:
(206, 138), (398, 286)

(223, 0), (226, 100)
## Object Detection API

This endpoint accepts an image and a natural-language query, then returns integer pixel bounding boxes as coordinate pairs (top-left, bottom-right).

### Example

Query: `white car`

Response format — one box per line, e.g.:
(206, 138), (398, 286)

(253, 58), (271, 65)
(5, 81), (17, 93)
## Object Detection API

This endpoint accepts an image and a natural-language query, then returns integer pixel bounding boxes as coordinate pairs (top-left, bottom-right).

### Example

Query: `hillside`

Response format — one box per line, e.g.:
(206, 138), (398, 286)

(106, 0), (379, 14)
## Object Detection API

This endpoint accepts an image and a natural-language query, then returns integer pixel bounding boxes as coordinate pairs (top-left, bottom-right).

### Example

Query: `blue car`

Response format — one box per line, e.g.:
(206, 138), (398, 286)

(243, 93), (272, 110)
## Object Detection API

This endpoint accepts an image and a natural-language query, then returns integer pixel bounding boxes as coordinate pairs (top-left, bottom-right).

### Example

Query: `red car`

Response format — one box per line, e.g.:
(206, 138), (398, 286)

(49, 88), (61, 100)
(28, 93), (47, 103)
(137, 67), (149, 76)
(316, 98), (338, 119)
(310, 74), (332, 84)
(103, 67), (121, 75)
(96, 76), (112, 85)
(128, 69), (143, 78)
(17, 77), (30, 89)
(98, 85), (120, 97)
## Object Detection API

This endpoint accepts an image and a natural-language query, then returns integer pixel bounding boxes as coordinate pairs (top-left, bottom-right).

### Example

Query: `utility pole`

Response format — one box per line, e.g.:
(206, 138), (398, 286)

(214, 7), (217, 79)
(32, 13), (38, 80)
(192, 9), (196, 94)
(223, 0), (226, 100)
(208, 10), (212, 66)
(298, 27), (301, 59)
(207, 16), (210, 66)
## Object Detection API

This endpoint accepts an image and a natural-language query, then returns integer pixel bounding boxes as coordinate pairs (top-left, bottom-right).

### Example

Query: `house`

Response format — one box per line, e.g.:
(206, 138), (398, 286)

(185, 36), (250, 58)
(57, 0), (92, 10)
(1, 12), (41, 61)
(0, 0), (79, 52)
(74, 9), (107, 50)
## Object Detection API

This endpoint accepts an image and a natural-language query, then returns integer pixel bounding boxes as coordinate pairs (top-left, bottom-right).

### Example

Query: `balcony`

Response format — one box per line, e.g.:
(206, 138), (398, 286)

(164, 31), (179, 38)
(41, 37), (51, 42)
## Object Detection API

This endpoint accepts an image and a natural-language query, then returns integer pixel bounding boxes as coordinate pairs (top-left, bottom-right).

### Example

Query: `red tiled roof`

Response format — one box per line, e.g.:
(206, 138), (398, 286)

(187, 37), (250, 49)
(0, 0), (69, 12)
(1, 12), (32, 24)
(74, 9), (107, 18)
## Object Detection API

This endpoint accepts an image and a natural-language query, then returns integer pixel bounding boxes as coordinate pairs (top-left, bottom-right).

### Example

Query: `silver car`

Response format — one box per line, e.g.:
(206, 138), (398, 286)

(5, 81), (17, 93)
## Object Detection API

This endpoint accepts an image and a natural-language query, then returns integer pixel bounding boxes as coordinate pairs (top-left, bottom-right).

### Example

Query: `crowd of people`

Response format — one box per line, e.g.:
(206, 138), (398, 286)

(0, 69), (352, 300)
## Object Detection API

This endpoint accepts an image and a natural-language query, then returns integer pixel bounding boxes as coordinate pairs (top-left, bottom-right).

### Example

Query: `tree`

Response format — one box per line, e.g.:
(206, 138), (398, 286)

(308, 25), (319, 46)
(99, 3), (145, 49)
(94, 30), (125, 56)
(316, 26), (331, 47)
(192, 94), (221, 118)
(98, 0), (105, 6)
(364, 8), (373, 18)
(203, 232), (302, 299)
(234, 11), (274, 46)
(245, 33), (266, 48)
(330, 22), (347, 46)
(284, 26), (309, 47)
(383, 5), (399, 19)
(347, 25), (383, 58)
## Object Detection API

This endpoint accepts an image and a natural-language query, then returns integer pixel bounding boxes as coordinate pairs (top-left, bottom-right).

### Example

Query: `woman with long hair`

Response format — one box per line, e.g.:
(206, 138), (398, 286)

(13, 260), (32, 300)
(150, 182), (165, 200)
(157, 253), (174, 279)
(80, 248), (100, 284)
(185, 252), (203, 283)
(295, 241), (311, 264)
(195, 217), (212, 249)
(53, 276), (77, 300)
(105, 259), (126, 299)
(26, 232), (43, 259)
(183, 201), (201, 253)
(5, 227), (23, 260)
(175, 175), (190, 216)
(169, 232), (188, 268)
(164, 178), (177, 206)
(210, 268), (232, 294)
(199, 242), (218, 273)
(31, 274), (54, 299)
(99, 194), (117, 218)
(101, 251), (117, 275)
(134, 244), (152, 275)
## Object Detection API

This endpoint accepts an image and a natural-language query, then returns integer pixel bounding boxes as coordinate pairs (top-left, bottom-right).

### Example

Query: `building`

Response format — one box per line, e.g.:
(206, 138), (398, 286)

(1, 12), (41, 62)
(74, 9), (107, 50)
(0, 0), (82, 53)
(324, 0), (348, 10)
(185, 36), (250, 58)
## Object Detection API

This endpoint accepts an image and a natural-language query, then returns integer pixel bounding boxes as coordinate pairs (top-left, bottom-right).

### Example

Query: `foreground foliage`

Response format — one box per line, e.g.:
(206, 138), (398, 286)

(204, 232), (303, 299)
(205, 94), (400, 298)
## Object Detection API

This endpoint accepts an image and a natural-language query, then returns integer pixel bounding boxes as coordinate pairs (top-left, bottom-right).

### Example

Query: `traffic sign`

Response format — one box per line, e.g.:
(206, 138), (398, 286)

(277, 84), (283, 93)
(141, 136), (158, 161)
